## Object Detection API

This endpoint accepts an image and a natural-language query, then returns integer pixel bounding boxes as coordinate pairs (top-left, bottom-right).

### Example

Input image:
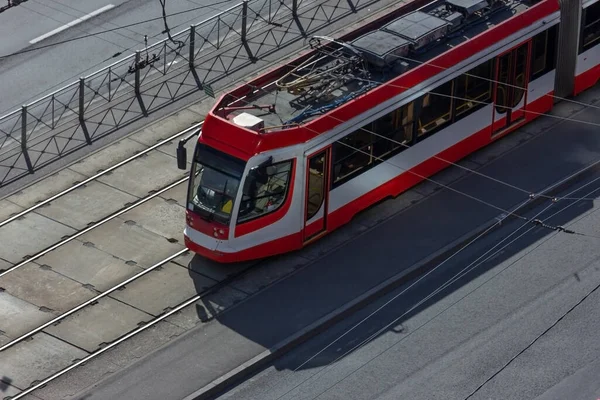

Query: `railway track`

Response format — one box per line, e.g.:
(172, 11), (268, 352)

(0, 83), (598, 400)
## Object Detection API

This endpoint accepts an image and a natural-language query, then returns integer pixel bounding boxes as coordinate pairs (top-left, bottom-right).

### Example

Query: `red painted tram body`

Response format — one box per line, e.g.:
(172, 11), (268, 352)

(177, 0), (600, 263)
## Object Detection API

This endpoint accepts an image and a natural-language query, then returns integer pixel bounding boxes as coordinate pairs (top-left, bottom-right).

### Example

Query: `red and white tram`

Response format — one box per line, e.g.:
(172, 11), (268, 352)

(177, 0), (600, 263)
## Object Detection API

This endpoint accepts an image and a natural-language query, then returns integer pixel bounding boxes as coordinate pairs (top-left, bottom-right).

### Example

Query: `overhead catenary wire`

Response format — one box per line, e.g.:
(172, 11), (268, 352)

(273, 168), (600, 400)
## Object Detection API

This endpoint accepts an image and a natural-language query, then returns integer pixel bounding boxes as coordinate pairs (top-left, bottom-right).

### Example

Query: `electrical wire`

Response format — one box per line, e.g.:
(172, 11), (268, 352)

(304, 177), (600, 400)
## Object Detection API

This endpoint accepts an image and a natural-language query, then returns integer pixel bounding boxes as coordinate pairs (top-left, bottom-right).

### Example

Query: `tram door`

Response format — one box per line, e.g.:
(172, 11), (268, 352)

(303, 148), (330, 243)
(492, 41), (530, 135)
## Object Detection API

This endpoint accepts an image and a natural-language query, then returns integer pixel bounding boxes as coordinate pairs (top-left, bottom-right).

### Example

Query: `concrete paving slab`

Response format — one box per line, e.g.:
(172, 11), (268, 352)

(44, 296), (152, 353)
(353, 189), (424, 228)
(67, 138), (147, 178)
(0, 213), (76, 264)
(230, 253), (310, 295)
(118, 195), (186, 242)
(6, 168), (87, 209)
(0, 199), (23, 221)
(0, 333), (9, 346)
(76, 218), (184, 268)
(34, 181), (138, 230)
(0, 380), (27, 400)
(0, 259), (10, 273)
(414, 159), (482, 197)
(129, 108), (201, 149)
(158, 182), (188, 209)
(0, 292), (53, 339)
(29, 322), (184, 400)
(97, 151), (187, 198)
(0, 332), (87, 389)
(110, 262), (217, 316)
(181, 252), (253, 282)
(302, 221), (369, 260)
(166, 286), (249, 329)
(35, 240), (144, 292)
(0, 263), (94, 314)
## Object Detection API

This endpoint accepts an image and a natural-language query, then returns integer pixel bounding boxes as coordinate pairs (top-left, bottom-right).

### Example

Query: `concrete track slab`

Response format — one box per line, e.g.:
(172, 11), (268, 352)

(0, 292), (52, 339)
(166, 286), (249, 330)
(109, 262), (217, 316)
(6, 169), (87, 209)
(76, 218), (184, 268)
(158, 182), (188, 208)
(67, 138), (147, 178)
(0, 259), (10, 273)
(129, 108), (201, 149)
(118, 195), (186, 242)
(0, 333), (8, 346)
(0, 381), (33, 400)
(35, 240), (144, 292)
(0, 263), (94, 314)
(230, 254), (311, 296)
(353, 189), (424, 228)
(0, 213), (76, 264)
(182, 253), (253, 282)
(97, 151), (187, 198)
(34, 181), (138, 230)
(0, 199), (23, 221)
(29, 322), (185, 400)
(302, 221), (369, 260)
(0, 332), (87, 389)
(44, 297), (152, 353)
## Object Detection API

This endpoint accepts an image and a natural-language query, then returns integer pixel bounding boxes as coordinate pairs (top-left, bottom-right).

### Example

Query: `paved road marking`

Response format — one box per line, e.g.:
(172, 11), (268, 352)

(29, 4), (116, 45)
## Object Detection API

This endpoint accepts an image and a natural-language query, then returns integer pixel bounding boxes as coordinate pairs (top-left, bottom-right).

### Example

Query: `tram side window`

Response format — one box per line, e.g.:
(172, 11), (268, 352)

(531, 25), (558, 80)
(371, 102), (415, 160)
(332, 127), (373, 187)
(581, 2), (600, 53)
(417, 80), (453, 139)
(454, 60), (493, 121)
(237, 159), (293, 223)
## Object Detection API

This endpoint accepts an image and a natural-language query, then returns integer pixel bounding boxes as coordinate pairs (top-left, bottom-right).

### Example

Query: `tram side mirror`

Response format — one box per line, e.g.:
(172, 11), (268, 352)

(177, 143), (187, 170)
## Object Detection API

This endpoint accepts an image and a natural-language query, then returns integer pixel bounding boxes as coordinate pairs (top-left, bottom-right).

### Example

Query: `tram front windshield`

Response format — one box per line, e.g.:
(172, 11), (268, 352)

(188, 143), (246, 225)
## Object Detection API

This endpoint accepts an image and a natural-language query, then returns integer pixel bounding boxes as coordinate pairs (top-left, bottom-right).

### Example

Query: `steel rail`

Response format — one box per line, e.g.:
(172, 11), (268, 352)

(0, 175), (189, 279)
(0, 248), (188, 352)
(0, 121), (202, 229)
(9, 253), (264, 400)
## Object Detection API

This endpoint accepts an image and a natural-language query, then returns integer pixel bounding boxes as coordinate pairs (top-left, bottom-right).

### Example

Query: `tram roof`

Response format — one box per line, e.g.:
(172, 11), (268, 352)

(202, 0), (559, 159)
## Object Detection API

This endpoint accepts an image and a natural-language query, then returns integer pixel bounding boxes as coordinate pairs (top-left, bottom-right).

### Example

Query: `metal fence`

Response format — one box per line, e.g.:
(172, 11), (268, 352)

(0, 0), (382, 187)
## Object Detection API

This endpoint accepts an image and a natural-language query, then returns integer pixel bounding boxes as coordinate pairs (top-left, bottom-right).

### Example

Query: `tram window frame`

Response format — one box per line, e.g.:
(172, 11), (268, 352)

(371, 102), (415, 163)
(581, 2), (600, 53)
(331, 127), (374, 189)
(416, 80), (454, 141)
(453, 59), (494, 122)
(236, 159), (295, 224)
(531, 24), (559, 80)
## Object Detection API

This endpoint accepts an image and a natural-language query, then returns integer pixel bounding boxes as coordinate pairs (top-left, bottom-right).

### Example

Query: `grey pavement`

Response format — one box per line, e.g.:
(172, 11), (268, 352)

(61, 88), (600, 400)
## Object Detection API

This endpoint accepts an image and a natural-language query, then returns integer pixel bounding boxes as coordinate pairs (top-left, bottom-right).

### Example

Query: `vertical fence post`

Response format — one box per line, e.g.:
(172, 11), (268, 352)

(241, 1), (256, 61)
(79, 77), (92, 145)
(21, 105), (34, 174)
(135, 51), (148, 116)
(292, 0), (306, 37)
(189, 25), (202, 89)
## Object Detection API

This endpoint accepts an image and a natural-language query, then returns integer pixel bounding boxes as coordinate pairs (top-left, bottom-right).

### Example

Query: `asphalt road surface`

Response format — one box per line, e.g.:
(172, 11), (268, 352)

(214, 167), (600, 400)
(0, 0), (237, 116)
